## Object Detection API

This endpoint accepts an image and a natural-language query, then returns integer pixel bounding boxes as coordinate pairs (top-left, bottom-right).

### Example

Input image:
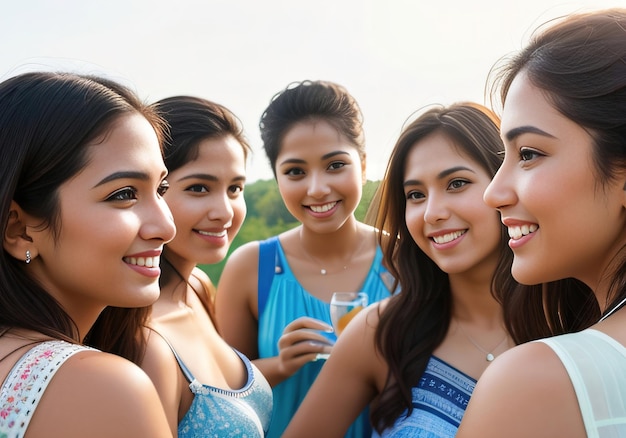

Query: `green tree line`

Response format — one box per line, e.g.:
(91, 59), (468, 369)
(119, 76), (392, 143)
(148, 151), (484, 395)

(201, 179), (380, 283)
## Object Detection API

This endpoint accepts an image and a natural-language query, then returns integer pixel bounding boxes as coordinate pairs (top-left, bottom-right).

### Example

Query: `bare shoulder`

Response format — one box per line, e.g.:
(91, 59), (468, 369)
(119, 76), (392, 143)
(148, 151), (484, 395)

(142, 328), (180, 386)
(222, 239), (261, 269)
(457, 340), (585, 438)
(29, 349), (171, 437)
(216, 239), (261, 306)
(336, 301), (388, 381)
(142, 328), (182, 433)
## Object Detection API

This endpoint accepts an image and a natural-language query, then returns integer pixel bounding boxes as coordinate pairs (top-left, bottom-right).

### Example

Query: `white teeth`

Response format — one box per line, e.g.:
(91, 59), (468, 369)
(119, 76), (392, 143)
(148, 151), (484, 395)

(125, 256), (160, 267)
(197, 230), (227, 237)
(432, 230), (466, 244)
(508, 224), (539, 240)
(310, 202), (337, 213)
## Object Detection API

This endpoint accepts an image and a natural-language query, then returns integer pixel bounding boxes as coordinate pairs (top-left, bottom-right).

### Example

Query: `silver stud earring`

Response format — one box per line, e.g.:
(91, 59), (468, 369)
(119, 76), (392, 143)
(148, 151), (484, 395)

(25, 250), (31, 264)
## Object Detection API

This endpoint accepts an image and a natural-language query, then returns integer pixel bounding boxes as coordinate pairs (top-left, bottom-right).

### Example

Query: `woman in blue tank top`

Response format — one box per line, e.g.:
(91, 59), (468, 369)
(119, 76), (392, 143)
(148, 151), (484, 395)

(96, 96), (272, 437)
(283, 102), (519, 437)
(216, 80), (393, 438)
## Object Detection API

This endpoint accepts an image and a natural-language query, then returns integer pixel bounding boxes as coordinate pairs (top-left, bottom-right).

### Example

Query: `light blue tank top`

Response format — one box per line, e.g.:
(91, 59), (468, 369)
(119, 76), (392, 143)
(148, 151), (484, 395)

(373, 356), (476, 438)
(258, 236), (393, 438)
(169, 344), (273, 437)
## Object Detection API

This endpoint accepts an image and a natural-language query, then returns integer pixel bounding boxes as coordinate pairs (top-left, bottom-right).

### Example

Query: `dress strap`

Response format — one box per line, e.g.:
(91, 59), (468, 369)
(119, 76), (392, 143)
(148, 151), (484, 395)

(148, 329), (195, 383)
(0, 340), (94, 438)
(258, 236), (281, 318)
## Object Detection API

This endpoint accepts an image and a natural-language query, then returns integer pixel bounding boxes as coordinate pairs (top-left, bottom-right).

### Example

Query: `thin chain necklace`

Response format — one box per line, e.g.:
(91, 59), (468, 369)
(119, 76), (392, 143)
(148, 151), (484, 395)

(599, 296), (626, 323)
(455, 319), (508, 362)
(299, 229), (365, 275)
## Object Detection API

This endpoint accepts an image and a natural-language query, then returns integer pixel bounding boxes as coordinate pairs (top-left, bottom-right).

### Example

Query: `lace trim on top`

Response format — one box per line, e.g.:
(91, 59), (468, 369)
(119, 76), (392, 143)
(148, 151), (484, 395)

(0, 340), (93, 438)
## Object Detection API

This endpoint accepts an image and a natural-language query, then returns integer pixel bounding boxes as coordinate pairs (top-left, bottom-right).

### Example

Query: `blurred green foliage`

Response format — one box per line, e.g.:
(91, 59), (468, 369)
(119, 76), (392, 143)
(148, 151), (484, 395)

(200, 179), (380, 284)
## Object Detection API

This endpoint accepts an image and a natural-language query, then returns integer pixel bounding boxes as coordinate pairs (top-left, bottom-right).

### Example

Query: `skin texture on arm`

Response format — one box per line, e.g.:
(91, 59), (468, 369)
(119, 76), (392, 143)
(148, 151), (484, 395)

(25, 350), (173, 438)
(215, 241), (262, 357)
(456, 341), (586, 438)
(283, 302), (388, 438)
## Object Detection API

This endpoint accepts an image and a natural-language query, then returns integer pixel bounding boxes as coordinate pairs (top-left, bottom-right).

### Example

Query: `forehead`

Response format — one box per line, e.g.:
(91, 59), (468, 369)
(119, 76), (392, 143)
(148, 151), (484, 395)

(280, 120), (353, 153)
(83, 113), (164, 178)
(501, 73), (562, 137)
(501, 72), (594, 150)
(405, 132), (479, 173)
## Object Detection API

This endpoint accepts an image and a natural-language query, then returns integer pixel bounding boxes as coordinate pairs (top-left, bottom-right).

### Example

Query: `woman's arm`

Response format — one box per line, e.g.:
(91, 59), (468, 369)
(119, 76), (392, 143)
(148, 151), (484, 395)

(215, 241), (262, 359)
(283, 304), (387, 438)
(216, 240), (336, 387)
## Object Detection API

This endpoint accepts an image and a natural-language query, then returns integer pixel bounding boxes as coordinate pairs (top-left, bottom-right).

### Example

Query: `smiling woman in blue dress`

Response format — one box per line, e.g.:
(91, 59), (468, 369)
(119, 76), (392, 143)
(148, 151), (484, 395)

(216, 80), (393, 438)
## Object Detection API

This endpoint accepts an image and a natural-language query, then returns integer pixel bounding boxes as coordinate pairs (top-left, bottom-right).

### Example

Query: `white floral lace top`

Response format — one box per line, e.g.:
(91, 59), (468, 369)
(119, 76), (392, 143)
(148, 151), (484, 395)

(0, 340), (93, 438)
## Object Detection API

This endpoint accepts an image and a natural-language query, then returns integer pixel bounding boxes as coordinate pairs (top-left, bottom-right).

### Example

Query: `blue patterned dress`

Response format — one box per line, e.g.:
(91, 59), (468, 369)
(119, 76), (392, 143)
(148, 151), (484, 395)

(171, 347), (273, 437)
(373, 356), (476, 438)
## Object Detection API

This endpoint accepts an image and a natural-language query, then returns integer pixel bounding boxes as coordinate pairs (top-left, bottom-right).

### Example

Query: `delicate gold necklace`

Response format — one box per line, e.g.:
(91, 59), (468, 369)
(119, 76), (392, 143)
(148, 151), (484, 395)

(455, 319), (508, 362)
(299, 229), (365, 275)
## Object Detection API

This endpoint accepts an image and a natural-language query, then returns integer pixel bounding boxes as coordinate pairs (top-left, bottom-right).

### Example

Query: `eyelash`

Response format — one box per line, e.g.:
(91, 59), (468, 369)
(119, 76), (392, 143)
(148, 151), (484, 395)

(107, 187), (138, 202)
(185, 184), (244, 195)
(283, 161), (347, 177)
(405, 179), (470, 201)
(519, 147), (543, 162)
(158, 180), (170, 196)
(107, 180), (170, 202)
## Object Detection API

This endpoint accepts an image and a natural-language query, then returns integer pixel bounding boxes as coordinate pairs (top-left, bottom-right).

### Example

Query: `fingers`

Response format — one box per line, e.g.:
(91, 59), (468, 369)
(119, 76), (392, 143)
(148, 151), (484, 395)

(283, 316), (333, 333)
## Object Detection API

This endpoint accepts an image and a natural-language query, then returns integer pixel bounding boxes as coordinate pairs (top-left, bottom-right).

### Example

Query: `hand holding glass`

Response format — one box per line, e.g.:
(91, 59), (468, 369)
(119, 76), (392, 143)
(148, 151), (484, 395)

(330, 292), (368, 336)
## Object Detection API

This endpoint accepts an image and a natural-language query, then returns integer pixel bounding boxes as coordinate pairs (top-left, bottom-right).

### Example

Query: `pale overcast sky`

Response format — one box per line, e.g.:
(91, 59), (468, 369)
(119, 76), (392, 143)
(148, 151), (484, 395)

(1, 0), (622, 181)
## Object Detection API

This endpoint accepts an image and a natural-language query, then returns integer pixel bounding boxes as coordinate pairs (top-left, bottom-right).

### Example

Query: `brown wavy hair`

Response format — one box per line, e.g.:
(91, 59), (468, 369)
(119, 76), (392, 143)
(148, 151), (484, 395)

(369, 102), (518, 432)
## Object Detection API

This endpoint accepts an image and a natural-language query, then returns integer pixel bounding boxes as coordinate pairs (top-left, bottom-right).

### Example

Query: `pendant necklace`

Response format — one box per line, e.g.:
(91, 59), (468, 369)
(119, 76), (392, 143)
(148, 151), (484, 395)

(299, 229), (365, 275)
(455, 319), (508, 362)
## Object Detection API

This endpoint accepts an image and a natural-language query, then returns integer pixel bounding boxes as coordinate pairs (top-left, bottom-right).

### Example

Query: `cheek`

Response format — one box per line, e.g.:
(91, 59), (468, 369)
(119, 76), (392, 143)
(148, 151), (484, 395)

(231, 199), (247, 231)
(404, 206), (424, 244)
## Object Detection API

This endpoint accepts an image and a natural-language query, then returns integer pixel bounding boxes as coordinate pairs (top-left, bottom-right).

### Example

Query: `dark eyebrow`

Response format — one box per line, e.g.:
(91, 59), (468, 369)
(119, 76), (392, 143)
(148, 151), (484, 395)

(94, 171), (151, 188)
(403, 166), (474, 188)
(177, 173), (246, 183)
(505, 125), (556, 142)
(279, 150), (351, 167)
(321, 150), (350, 160)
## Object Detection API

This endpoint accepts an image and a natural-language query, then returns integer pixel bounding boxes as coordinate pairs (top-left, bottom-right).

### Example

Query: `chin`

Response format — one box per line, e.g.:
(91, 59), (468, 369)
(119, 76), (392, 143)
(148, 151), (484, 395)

(511, 262), (546, 286)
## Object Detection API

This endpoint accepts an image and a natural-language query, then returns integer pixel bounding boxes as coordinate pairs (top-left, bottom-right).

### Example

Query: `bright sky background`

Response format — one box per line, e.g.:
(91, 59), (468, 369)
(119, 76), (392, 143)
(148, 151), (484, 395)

(1, 0), (622, 182)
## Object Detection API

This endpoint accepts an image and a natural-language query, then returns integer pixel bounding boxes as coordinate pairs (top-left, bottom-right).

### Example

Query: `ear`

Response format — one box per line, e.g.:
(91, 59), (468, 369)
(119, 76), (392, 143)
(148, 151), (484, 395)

(4, 200), (37, 263)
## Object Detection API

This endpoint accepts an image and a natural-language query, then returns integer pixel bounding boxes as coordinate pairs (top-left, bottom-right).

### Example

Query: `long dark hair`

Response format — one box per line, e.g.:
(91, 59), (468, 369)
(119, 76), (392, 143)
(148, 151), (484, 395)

(370, 103), (516, 432)
(155, 95), (251, 323)
(488, 8), (626, 341)
(0, 71), (164, 346)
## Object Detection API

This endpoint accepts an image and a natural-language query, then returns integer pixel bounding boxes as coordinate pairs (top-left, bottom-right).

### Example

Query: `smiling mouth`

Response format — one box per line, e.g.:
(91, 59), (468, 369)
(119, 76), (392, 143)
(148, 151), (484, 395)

(196, 229), (227, 237)
(123, 256), (160, 267)
(309, 202), (337, 213)
(432, 230), (466, 244)
(508, 224), (538, 240)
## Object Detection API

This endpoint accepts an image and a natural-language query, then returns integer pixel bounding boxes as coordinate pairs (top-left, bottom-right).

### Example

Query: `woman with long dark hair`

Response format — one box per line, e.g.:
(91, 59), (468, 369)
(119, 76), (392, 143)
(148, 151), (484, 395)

(283, 102), (517, 437)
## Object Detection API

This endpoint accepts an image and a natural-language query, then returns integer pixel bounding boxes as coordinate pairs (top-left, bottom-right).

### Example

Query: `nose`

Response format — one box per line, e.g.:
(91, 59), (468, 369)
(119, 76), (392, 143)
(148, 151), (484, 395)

(307, 171), (331, 199)
(207, 191), (234, 226)
(483, 163), (516, 210)
(423, 192), (450, 224)
(141, 196), (176, 244)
